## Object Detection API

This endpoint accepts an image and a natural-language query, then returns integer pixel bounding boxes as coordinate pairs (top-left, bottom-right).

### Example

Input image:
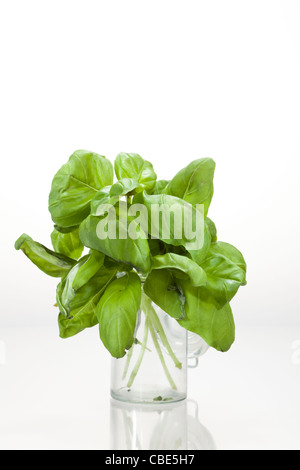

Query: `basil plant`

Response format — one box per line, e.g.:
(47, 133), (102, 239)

(15, 150), (247, 360)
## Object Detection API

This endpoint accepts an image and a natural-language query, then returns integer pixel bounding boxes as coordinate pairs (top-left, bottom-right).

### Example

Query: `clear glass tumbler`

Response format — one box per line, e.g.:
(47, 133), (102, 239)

(111, 293), (188, 404)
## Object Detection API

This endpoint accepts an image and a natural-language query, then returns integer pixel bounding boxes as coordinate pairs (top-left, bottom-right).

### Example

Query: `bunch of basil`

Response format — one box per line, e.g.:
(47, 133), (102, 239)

(15, 150), (246, 358)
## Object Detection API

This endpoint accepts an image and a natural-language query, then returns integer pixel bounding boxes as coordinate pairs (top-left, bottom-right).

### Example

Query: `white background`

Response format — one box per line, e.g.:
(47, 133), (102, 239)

(0, 0), (300, 450)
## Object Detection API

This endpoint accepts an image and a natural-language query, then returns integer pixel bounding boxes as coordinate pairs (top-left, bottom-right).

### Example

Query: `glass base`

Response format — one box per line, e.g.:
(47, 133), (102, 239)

(111, 385), (187, 404)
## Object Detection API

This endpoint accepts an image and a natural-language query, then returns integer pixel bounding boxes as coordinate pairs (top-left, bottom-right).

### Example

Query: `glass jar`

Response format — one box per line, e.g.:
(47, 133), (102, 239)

(111, 288), (210, 404)
(111, 293), (187, 404)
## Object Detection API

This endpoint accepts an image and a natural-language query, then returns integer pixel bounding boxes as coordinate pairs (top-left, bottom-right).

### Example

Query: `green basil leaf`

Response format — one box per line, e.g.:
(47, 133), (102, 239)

(152, 180), (169, 195)
(148, 238), (166, 257)
(91, 178), (140, 216)
(58, 313), (95, 340)
(72, 250), (105, 291)
(15, 234), (76, 278)
(51, 228), (84, 260)
(166, 244), (189, 257)
(187, 221), (212, 265)
(56, 251), (105, 316)
(114, 153), (157, 192)
(49, 150), (114, 228)
(178, 280), (235, 352)
(206, 217), (217, 243)
(89, 186), (112, 213)
(54, 224), (79, 234)
(143, 270), (185, 320)
(56, 258), (87, 316)
(139, 192), (206, 252)
(210, 241), (247, 274)
(200, 241), (247, 307)
(110, 178), (140, 197)
(79, 207), (151, 273)
(103, 255), (133, 272)
(151, 253), (207, 287)
(58, 265), (118, 338)
(96, 272), (141, 358)
(165, 158), (216, 216)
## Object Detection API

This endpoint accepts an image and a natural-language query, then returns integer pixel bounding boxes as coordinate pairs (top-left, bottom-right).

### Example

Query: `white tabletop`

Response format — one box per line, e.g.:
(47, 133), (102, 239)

(0, 324), (299, 450)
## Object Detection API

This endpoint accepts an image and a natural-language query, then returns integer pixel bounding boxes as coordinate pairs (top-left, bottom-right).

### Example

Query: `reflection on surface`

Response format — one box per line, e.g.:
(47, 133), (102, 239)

(110, 398), (216, 450)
